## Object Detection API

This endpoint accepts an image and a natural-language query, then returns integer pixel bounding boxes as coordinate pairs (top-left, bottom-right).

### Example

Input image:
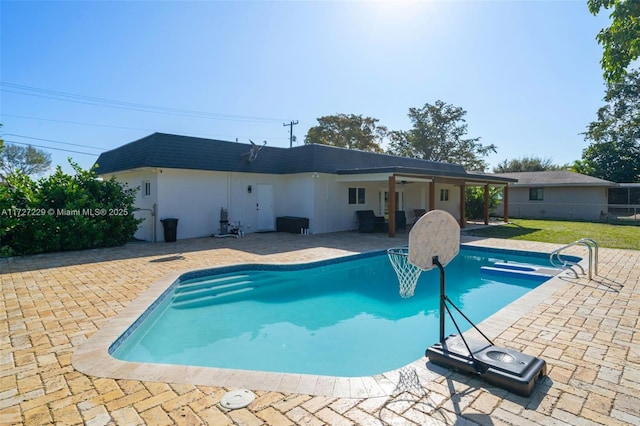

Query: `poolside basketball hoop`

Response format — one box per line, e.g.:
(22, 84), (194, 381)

(387, 210), (460, 298)
(387, 247), (422, 298)
(402, 210), (548, 397)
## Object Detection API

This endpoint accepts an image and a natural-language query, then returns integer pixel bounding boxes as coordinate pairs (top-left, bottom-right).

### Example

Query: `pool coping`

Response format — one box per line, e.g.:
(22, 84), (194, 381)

(71, 242), (579, 398)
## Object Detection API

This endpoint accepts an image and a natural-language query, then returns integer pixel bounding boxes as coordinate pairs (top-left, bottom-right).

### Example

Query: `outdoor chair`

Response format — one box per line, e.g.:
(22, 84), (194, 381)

(356, 210), (386, 233)
(414, 209), (427, 223)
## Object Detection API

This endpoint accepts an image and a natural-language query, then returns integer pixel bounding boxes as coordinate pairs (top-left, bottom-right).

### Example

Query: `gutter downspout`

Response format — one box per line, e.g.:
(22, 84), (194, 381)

(152, 203), (157, 242)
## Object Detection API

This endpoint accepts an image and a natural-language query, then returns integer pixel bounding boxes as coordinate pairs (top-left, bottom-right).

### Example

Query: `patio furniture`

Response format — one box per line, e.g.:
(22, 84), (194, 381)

(276, 216), (309, 234)
(356, 210), (387, 233)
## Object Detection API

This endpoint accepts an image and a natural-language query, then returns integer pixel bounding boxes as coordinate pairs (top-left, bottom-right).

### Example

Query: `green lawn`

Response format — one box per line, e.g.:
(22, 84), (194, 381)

(465, 219), (640, 250)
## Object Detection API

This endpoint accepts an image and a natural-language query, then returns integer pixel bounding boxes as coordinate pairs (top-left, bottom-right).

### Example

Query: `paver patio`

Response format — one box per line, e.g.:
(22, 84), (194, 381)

(1, 230), (639, 425)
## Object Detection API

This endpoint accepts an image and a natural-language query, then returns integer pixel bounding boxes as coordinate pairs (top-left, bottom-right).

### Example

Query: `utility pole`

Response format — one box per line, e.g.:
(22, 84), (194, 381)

(283, 120), (299, 148)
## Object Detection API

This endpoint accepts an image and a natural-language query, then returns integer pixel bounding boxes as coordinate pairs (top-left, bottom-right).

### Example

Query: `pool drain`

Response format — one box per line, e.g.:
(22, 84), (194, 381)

(220, 389), (256, 409)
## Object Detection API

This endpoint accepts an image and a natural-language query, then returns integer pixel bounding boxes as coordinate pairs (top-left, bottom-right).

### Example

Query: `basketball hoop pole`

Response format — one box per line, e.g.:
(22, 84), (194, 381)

(433, 256), (446, 343)
(433, 255), (494, 346)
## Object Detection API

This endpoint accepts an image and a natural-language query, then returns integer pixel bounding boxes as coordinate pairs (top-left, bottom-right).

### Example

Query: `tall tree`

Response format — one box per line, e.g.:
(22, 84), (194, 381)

(388, 100), (496, 171)
(588, 0), (640, 83)
(576, 69), (640, 182)
(493, 156), (562, 173)
(0, 144), (52, 180)
(305, 114), (387, 153)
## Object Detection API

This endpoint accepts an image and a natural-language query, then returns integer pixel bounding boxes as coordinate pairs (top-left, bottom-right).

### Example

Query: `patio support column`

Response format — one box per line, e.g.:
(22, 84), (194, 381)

(459, 183), (466, 228)
(484, 183), (490, 225)
(388, 176), (396, 237)
(428, 181), (435, 211)
(503, 185), (509, 223)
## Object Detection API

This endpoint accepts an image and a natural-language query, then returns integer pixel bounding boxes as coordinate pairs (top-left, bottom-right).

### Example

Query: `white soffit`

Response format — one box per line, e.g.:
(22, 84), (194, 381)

(336, 173), (433, 183)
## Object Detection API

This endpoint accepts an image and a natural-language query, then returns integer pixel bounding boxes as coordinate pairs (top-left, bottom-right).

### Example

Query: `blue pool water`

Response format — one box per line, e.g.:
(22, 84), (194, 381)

(111, 246), (568, 377)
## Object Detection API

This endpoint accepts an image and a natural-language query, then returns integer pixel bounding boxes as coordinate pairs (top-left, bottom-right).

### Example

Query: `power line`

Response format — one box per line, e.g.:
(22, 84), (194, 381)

(3, 140), (99, 156)
(1, 113), (160, 133)
(0, 113), (292, 144)
(0, 82), (288, 123)
(1, 113), (292, 143)
(4, 133), (108, 150)
(2, 88), (282, 123)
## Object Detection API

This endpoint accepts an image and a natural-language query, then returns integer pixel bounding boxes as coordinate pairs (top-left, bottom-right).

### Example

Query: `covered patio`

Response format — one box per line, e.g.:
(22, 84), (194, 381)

(336, 167), (516, 237)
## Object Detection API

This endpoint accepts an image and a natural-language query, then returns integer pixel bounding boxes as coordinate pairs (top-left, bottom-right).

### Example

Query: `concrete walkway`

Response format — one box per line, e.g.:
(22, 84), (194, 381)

(1, 231), (639, 425)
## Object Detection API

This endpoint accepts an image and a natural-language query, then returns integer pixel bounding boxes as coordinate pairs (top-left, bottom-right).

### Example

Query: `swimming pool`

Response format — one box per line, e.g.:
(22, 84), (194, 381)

(110, 246), (571, 377)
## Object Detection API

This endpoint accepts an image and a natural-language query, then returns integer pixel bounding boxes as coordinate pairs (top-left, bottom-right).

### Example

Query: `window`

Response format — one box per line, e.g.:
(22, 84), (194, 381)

(440, 188), (449, 201)
(142, 181), (151, 198)
(348, 187), (365, 204)
(529, 188), (544, 201)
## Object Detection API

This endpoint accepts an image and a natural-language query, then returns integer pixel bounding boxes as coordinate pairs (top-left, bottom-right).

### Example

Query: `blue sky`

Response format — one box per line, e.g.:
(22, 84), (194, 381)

(1, 0), (612, 175)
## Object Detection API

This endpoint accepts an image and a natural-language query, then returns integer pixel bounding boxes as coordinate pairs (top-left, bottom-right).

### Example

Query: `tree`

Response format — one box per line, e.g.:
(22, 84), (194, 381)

(305, 114), (387, 153)
(387, 100), (496, 171)
(588, 0), (640, 83)
(0, 144), (52, 180)
(493, 156), (562, 173)
(576, 69), (640, 182)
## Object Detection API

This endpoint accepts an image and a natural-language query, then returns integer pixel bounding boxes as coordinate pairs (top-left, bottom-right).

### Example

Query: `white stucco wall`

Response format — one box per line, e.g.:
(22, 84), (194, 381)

(434, 184), (461, 220)
(279, 174), (314, 220)
(105, 168), (475, 241)
(156, 169), (230, 239)
(499, 186), (609, 221)
(104, 170), (158, 242)
(315, 176), (360, 233)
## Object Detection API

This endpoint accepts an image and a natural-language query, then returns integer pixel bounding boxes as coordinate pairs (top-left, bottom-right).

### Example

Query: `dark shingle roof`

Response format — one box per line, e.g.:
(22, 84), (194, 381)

(94, 133), (514, 183)
(493, 171), (616, 187)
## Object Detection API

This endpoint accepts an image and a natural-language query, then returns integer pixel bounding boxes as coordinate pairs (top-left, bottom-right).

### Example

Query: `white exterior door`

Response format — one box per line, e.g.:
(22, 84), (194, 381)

(256, 184), (275, 231)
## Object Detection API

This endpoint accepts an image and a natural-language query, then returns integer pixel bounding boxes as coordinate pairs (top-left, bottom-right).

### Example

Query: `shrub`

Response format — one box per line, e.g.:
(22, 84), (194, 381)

(465, 186), (501, 220)
(0, 160), (141, 256)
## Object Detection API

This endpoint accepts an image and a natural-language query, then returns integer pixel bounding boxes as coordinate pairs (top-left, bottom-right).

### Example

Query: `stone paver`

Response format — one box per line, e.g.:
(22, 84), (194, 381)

(1, 229), (640, 425)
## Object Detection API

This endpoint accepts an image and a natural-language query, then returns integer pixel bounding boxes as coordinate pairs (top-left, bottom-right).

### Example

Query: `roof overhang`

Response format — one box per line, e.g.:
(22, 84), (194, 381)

(509, 182), (617, 188)
(336, 167), (517, 186)
(336, 172), (433, 183)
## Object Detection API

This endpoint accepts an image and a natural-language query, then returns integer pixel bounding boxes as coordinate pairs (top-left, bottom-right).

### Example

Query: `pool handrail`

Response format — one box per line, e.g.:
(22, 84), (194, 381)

(550, 238), (598, 280)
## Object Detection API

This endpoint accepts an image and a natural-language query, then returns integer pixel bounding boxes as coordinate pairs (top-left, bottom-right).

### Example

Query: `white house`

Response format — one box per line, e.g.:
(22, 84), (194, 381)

(493, 170), (617, 221)
(95, 133), (515, 241)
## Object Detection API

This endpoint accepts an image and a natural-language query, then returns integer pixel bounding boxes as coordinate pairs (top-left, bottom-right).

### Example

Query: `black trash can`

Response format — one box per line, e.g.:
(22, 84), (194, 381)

(160, 218), (179, 242)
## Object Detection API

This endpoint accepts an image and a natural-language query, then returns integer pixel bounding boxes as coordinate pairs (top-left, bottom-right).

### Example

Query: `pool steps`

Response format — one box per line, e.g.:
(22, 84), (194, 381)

(171, 257), (565, 308)
(176, 275), (253, 293)
(480, 262), (562, 282)
(171, 272), (288, 309)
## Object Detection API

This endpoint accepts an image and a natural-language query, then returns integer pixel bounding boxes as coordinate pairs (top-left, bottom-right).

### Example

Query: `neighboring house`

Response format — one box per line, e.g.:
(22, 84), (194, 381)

(94, 133), (514, 241)
(493, 171), (617, 221)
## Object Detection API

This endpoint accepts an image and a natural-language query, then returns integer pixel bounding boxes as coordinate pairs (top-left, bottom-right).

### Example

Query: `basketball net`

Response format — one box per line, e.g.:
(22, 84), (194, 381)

(387, 210), (460, 299)
(387, 247), (422, 298)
